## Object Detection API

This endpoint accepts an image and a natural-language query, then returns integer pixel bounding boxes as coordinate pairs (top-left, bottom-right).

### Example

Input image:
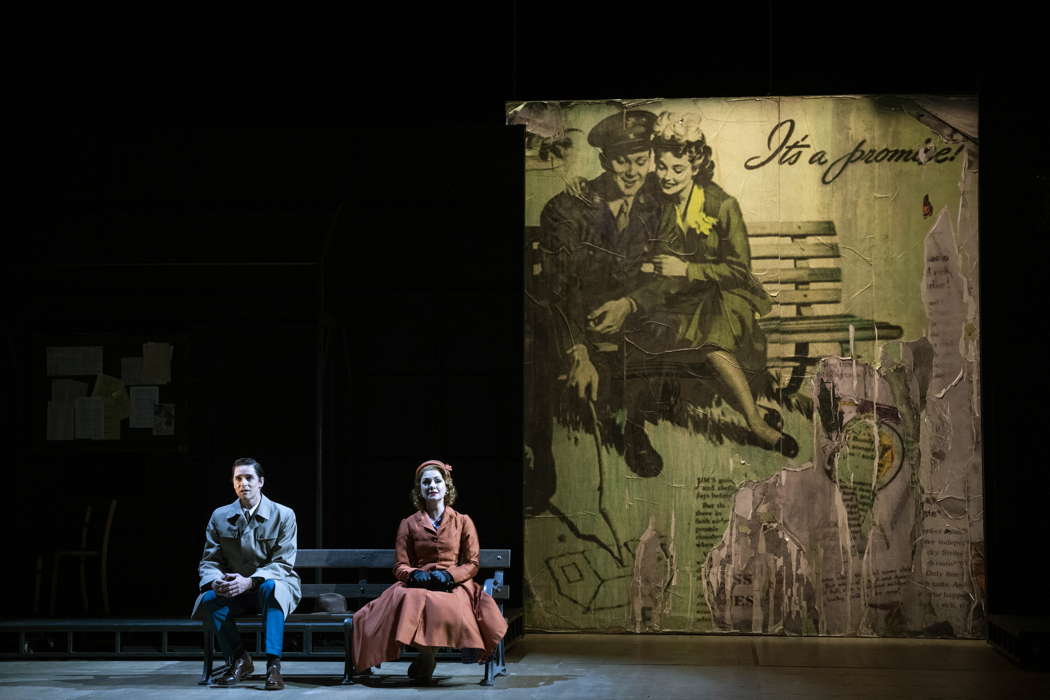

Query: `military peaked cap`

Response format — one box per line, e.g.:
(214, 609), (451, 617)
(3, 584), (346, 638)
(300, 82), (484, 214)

(587, 110), (657, 159)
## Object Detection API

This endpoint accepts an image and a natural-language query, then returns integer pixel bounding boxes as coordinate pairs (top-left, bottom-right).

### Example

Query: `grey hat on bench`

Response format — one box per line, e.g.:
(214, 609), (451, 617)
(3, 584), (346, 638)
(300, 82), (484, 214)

(314, 593), (348, 614)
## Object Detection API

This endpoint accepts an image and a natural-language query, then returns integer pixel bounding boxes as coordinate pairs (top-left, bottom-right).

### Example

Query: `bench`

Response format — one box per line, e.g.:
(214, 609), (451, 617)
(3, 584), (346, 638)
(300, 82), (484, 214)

(0, 548), (515, 687)
(748, 220), (903, 394)
(525, 220), (903, 397)
(200, 548), (513, 686)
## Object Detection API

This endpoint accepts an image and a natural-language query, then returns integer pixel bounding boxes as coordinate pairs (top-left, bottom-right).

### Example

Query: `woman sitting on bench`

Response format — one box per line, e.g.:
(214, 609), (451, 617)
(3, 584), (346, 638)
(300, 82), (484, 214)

(647, 111), (798, 457)
(351, 459), (507, 682)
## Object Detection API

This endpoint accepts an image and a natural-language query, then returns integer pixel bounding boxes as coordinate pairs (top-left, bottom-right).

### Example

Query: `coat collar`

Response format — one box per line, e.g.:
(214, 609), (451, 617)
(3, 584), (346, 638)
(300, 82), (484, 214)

(414, 506), (458, 533)
(224, 494), (274, 523)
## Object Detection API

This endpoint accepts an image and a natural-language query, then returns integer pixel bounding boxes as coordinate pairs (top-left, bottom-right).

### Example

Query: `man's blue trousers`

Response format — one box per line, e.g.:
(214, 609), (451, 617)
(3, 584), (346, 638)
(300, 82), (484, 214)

(199, 579), (284, 660)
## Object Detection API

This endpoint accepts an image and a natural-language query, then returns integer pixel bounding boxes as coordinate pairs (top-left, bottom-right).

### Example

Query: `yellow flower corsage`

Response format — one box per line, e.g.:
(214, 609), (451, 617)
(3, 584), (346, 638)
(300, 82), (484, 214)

(675, 184), (719, 237)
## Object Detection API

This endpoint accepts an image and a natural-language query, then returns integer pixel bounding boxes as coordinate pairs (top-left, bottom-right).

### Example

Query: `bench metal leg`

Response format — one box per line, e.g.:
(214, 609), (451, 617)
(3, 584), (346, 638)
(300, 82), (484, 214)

(199, 628), (214, 685)
(479, 638), (507, 686)
(481, 657), (496, 686)
(33, 555), (43, 616)
(478, 591), (508, 685)
(342, 616), (355, 684)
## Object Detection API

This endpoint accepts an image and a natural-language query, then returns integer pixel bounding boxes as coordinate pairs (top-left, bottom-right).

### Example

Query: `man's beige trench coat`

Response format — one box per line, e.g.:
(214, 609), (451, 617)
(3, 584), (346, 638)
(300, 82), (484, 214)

(190, 495), (302, 619)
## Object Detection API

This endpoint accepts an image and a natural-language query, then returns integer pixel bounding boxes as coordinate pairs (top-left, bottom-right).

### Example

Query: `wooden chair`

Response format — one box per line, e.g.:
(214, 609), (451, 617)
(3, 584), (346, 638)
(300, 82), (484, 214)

(34, 499), (117, 616)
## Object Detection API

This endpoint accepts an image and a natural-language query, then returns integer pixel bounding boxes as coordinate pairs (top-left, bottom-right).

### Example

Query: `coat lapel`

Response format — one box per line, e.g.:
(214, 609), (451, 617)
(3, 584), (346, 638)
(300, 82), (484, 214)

(415, 510), (436, 535)
(222, 500), (242, 522)
(217, 500), (243, 537)
(437, 507), (458, 543)
(255, 495), (275, 523)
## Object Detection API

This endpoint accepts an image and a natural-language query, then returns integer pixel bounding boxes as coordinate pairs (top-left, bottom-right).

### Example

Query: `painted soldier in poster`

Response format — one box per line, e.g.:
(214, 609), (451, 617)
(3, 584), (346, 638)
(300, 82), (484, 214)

(528, 110), (666, 516)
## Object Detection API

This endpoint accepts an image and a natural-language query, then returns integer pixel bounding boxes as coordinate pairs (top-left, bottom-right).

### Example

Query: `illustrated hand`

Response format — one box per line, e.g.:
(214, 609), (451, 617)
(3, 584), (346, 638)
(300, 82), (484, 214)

(652, 255), (689, 278)
(588, 298), (633, 335)
(216, 573), (252, 597)
(566, 345), (599, 401)
(408, 570), (431, 588)
(428, 570), (454, 591)
(564, 176), (590, 201)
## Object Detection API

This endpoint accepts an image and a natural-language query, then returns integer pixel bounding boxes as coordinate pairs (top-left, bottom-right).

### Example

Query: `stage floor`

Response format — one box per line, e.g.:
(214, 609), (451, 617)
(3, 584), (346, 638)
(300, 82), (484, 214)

(0, 633), (1046, 699)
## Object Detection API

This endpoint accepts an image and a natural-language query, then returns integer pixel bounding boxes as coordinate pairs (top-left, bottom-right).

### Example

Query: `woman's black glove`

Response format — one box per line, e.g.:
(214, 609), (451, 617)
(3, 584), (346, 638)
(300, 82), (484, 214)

(428, 570), (454, 591)
(407, 570), (431, 588)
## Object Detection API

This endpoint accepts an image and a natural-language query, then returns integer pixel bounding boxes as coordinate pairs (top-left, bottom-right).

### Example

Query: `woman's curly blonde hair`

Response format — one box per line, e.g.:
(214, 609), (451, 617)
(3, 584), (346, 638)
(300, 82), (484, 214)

(410, 463), (458, 512)
(652, 111), (715, 186)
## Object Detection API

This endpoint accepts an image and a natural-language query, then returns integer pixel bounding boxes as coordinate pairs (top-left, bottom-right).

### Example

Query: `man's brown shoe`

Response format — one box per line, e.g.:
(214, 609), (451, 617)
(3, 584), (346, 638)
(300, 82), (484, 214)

(265, 661), (285, 690)
(215, 650), (254, 685)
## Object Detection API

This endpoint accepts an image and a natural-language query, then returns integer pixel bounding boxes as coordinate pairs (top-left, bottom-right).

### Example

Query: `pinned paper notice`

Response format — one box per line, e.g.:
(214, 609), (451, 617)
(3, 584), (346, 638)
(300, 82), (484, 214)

(92, 374), (130, 420)
(141, 342), (172, 385)
(121, 357), (145, 386)
(47, 400), (76, 440)
(75, 397), (105, 440)
(102, 409), (122, 440)
(47, 347), (103, 376)
(129, 386), (159, 429)
(52, 379), (88, 401)
(153, 403), (175, 436)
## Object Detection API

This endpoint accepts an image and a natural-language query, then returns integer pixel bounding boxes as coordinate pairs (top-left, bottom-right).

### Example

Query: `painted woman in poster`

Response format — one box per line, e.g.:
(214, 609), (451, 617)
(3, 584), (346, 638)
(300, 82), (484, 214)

(644, 112), (797, 456)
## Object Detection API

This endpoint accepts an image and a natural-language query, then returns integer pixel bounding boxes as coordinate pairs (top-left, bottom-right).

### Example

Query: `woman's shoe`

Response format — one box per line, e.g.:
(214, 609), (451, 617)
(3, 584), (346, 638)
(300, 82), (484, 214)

(407, 652), (436, 682)
(746, 425), (800, 459)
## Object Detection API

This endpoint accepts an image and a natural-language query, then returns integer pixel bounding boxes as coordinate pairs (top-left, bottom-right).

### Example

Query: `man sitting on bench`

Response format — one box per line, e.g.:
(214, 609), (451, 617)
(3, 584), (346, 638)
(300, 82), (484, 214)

(191, 457), (301, 690)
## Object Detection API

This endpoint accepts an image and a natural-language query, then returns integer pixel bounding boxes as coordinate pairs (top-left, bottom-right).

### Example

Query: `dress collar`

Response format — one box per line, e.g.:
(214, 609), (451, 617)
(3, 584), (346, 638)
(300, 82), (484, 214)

(416, 506), (456, 532)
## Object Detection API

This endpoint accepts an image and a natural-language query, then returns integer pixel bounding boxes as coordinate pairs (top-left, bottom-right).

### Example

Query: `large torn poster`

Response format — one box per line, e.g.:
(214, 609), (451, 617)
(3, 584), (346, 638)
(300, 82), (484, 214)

(511, 96), (981, 637)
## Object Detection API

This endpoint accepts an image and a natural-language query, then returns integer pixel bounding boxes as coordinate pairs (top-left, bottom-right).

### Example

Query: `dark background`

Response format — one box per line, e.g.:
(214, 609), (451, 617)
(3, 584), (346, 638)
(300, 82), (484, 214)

(4, 5), (1047, 623)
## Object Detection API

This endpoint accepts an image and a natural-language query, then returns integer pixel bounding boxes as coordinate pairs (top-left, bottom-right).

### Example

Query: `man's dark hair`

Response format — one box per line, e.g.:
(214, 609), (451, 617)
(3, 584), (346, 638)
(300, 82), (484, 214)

(232, 457), (264, 478)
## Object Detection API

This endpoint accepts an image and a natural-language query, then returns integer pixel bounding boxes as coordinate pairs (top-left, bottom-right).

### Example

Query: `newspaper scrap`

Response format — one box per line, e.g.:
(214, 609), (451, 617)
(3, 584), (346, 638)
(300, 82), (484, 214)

(121, 357), (145, 386)
(153, 403), (175, 436)
(74, 397), (104, 440)
(47, 401), (76, 440)
(92, 374), (131, 420)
